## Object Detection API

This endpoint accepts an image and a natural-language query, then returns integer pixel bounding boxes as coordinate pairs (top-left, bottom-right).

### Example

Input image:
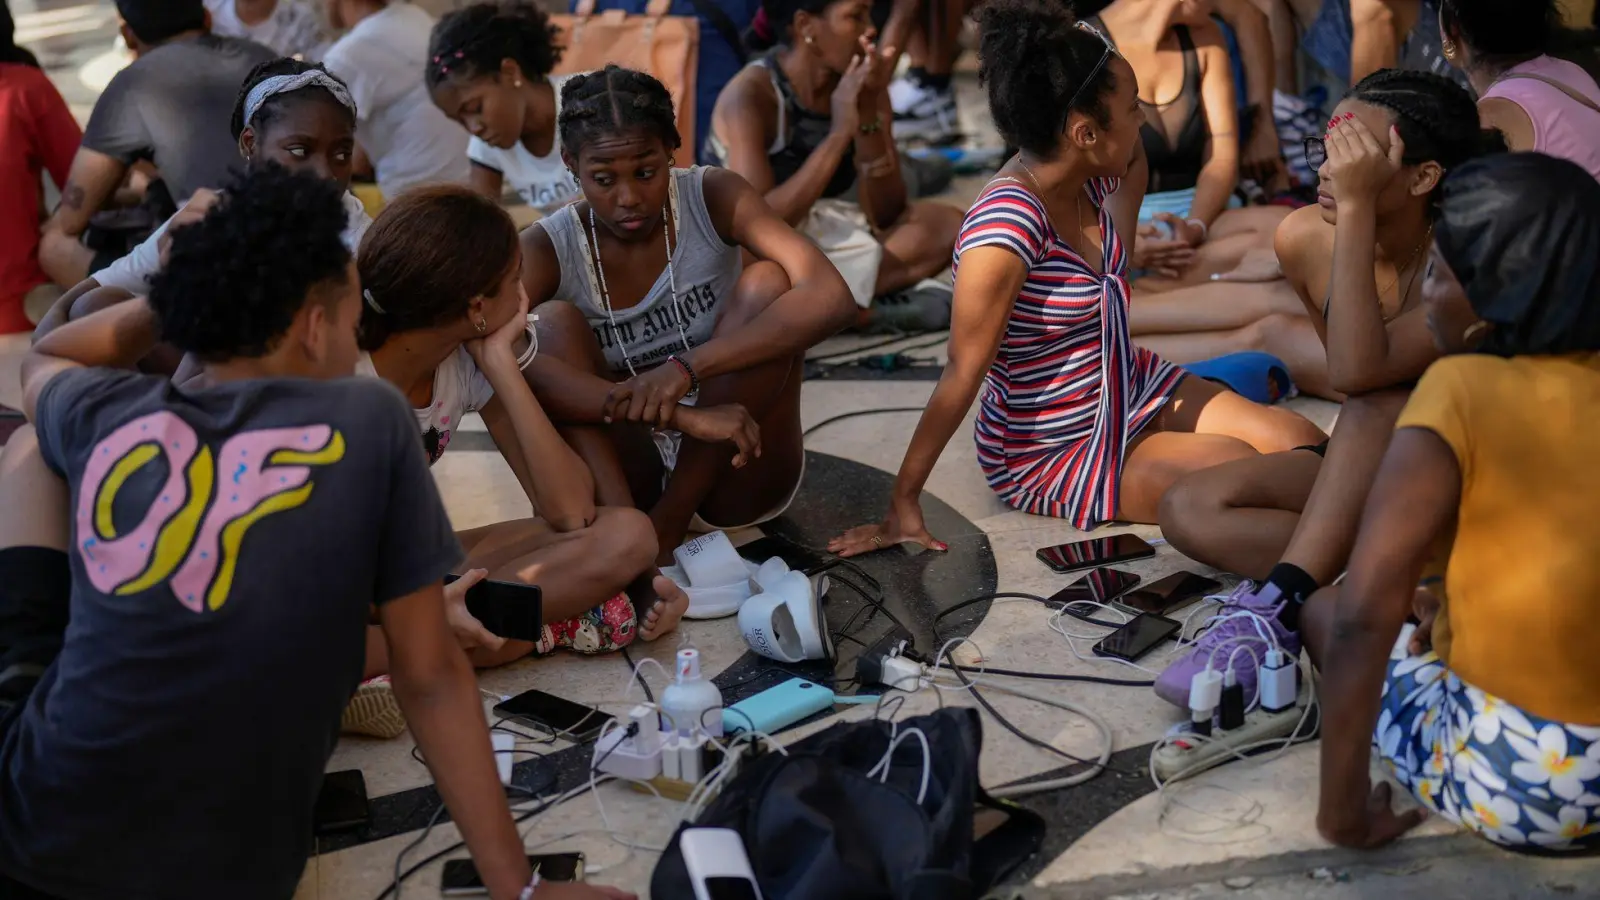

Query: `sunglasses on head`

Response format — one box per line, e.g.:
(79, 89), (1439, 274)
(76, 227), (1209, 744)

(1060, 21), (1118, 134)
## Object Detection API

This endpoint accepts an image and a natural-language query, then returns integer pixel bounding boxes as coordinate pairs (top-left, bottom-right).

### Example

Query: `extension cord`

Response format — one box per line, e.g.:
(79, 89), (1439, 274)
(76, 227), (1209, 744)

(1152, 678), (1315, 781)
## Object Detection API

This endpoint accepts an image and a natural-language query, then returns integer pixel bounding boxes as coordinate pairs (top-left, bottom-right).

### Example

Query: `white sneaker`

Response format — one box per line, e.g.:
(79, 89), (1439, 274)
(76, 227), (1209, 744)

(889, 76), (959, 144)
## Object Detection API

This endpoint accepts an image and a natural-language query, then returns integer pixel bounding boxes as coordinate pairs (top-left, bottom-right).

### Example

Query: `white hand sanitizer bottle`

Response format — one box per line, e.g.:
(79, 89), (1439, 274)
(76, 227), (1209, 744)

(661, 646), (724, 737)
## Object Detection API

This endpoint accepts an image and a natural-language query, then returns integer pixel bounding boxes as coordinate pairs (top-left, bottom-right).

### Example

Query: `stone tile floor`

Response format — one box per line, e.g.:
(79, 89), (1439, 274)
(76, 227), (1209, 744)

(7, 3), (1595, 895)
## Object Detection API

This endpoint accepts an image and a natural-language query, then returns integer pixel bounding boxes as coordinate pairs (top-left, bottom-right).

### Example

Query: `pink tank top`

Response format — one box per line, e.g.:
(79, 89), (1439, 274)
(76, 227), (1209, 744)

(1482, 56), (1600, 182)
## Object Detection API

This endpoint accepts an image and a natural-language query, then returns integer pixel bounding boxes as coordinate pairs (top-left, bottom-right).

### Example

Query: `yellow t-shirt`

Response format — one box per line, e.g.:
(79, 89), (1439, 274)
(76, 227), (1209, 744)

(1396, 353), (1600, 726)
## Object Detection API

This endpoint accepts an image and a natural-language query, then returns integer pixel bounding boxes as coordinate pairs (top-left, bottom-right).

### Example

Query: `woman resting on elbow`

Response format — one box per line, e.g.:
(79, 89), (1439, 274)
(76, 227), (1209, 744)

(355, 184), (686, 670)
(1085, 0), (1292, 289)
(521, 66), (855, 565)
(707, 0), (964, 332)
(1150, 69), (1506, 712)
(830, 0), (1324, 556)
(1307, 153), (1600, 852)
(1127, 71), (1498, 400)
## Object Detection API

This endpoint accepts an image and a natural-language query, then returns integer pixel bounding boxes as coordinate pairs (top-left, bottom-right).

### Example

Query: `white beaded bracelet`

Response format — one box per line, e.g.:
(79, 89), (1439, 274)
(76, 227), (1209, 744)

(517, 872), (543, 900)
(1185, 217), (1210, 243)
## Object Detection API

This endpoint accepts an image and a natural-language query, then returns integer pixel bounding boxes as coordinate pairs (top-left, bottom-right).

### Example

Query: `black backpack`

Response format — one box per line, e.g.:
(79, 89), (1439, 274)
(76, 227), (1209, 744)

(650, 708), (1045, 900)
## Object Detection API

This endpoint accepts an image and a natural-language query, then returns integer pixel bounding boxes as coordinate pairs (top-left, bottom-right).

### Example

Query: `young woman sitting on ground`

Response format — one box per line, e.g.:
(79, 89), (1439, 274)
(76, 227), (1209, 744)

(1306, 153), (1600, 853)
(1127, 70), (1496, 400)
(829, 0), (1325, 556)
(521, 66), (855, 565)
(1085, 0), (1293, 288)
(426, 1), (579, 217)
(1151, 69), (1505, 709)
(355, 185), (688, 669)
(1440, 0), (1600, 179)
(1, 165), (625, 900)
(35, 57), (373, 366)
(708, 0), (964, 332)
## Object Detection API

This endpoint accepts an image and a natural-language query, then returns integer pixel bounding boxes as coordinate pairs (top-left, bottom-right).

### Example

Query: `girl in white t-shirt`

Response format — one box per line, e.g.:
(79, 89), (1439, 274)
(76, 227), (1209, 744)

(424, 2), (580, 217)
(357, 185), (689, 667)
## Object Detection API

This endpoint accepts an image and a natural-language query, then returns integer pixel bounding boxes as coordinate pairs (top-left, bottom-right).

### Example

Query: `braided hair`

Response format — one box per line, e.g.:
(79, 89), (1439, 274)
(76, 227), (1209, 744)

(1, 0), (40, 67)
(230, 58), (356, 141)
(1346, 69), (1507, 207)
(977, 0), (1119, 157)
(558, 65), (681, 159)
(426, 1), (563, 89)
(151, 165), (352, 362)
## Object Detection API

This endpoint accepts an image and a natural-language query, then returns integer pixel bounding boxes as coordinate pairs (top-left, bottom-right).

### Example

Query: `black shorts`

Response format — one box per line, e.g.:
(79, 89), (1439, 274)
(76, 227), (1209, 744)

(0, 547), (70, 730)
(1296, 440), (1330, 457)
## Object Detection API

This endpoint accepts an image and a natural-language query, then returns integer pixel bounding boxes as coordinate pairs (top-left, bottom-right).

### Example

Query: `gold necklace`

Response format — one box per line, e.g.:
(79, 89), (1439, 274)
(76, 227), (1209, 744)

(1378, 225), (1433, 322)
(1014, 156), (1092, 243)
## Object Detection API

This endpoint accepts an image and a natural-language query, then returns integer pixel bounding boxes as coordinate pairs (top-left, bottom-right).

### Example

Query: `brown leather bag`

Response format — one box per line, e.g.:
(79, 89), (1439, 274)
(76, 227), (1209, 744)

(550, 0), (701, 160)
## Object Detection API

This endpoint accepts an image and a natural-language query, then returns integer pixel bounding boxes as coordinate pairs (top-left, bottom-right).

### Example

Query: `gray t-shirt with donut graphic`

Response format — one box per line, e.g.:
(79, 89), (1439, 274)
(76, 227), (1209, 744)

(536, 166), (742, 377)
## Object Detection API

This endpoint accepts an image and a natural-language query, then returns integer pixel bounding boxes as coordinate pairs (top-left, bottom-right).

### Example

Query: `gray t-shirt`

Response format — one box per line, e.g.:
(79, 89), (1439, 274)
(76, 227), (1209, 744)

(538, 166), (741, 376)
(0, 368), (460, 900)
(81, 34), (277, 201)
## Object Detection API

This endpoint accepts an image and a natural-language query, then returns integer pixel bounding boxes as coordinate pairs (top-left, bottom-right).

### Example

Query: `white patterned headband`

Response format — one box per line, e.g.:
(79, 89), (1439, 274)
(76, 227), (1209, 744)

(241, 71), (357, 129)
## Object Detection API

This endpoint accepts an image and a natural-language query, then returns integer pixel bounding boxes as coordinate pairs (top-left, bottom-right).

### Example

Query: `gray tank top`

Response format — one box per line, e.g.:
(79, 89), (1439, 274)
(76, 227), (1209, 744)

(537, 166), (742, 377)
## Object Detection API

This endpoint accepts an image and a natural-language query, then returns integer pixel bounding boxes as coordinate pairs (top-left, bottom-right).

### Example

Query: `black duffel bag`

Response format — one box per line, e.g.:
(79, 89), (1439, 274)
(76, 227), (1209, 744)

(651, 707), (1044, 900)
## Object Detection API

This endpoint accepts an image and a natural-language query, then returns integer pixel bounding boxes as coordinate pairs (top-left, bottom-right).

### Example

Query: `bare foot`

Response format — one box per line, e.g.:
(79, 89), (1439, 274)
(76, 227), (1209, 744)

(639, 575), (689, 641)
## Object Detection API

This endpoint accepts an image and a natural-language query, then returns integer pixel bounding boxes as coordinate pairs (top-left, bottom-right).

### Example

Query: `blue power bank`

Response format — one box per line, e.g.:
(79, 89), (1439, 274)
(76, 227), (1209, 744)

(724, 678), (834, 734)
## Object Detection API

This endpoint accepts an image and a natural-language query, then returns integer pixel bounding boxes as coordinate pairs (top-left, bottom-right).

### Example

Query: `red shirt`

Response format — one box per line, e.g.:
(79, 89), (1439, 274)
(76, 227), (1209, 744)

(1, 63), (82, 313)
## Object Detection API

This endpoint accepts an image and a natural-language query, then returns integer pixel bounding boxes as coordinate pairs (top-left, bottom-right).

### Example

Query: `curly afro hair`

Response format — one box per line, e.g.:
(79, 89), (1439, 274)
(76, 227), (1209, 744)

(426, 1), (563, 89)
(558, 64), (681, 159)
(977, 0), (1119, 159)
(230, 57), (356, 142)
(356, 185), (519, 352)
(150, 165), (352, 362)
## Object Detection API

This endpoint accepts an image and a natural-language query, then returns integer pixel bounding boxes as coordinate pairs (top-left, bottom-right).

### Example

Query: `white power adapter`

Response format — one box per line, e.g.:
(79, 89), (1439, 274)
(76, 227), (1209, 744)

(1188, 668), (1224, 735)
(878, 655), (925, 692)
(493, 731), (515, 785)
(1259, 649), (1299, 713)
(592, 705), (664, 781)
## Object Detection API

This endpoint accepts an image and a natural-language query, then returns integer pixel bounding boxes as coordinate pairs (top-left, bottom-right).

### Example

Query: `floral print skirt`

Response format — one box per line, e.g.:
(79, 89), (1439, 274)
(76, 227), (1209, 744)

(1377, 624), (1600, 851)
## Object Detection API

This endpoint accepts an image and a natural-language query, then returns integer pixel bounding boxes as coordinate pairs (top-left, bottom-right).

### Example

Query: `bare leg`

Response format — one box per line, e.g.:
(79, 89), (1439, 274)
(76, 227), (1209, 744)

(874, 201), (963, 295)
(1137, 313), (1337, 400)
(1300, 583), (1339, 670)
(1275, 388), (1410, 583)
(0, 426), (68, 552)
(1159, 447), (1325, 579)
(455, 506), (666, 667)
(533, 265), (807, 566)
(1131, 279), (1306, 335)
(1115, 376), (1327, 522)
(650, 262), (806, 563)
(1210, 205), (1293, 240)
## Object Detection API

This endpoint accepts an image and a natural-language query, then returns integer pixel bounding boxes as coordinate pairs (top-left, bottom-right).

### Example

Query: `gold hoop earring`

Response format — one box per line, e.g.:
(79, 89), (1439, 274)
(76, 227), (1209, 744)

(1462, 320), (1490, 344)
(1442, 38), (1457, 61)
(475, 318), (489, 334)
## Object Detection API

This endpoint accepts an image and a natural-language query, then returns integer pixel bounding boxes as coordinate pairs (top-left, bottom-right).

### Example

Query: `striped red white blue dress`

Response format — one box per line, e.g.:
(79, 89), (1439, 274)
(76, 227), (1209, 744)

(955, 177), (1184, 530)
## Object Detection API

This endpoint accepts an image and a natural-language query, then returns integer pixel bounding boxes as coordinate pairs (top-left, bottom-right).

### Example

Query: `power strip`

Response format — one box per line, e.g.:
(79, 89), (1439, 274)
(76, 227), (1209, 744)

(1152, 679), (1318, 781)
